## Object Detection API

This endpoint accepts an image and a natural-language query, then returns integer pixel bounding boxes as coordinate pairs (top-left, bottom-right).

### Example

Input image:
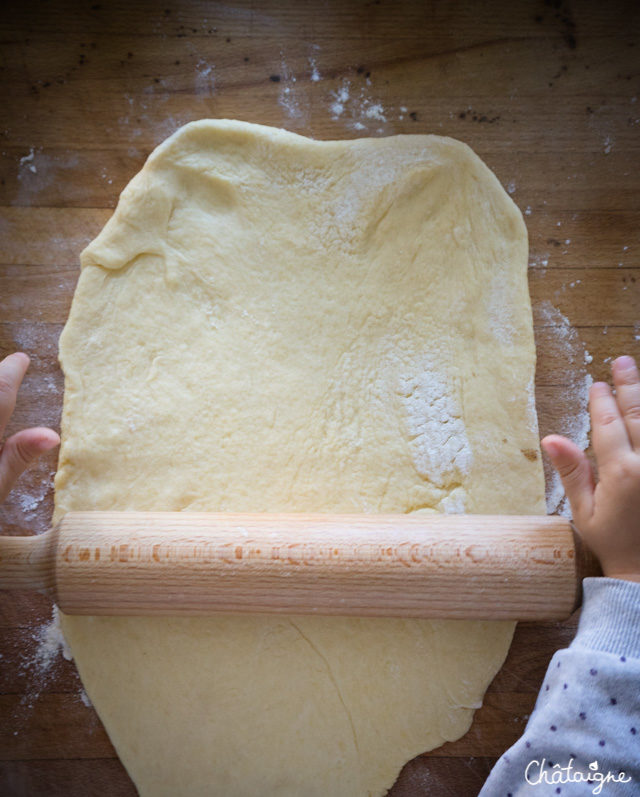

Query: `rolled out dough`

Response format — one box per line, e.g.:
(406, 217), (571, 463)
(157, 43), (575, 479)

(55, 120), (545, 796)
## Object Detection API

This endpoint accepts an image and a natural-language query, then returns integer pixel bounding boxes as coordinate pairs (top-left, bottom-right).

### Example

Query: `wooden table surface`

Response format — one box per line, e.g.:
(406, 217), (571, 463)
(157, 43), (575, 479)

(0, 1), (638, 795)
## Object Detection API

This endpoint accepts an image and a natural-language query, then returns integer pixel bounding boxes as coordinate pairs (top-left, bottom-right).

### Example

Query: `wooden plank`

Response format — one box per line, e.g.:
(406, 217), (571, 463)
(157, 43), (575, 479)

(0, 759), (136, 797)
(0, 592), (55, 631)
(487, 619), (578, 694)
(0, 324), (63, 373)
(0, 23), (637, 160)
(391, 755), (498, 797)
(0, 624), (80, 695)
(0, 755), (501, 797)
(0, 266), (76, 323)
(526, 210), (640, 269)
(0, 207), (638, 271)
(1, 36), (640, 109)
(2, 95), (639, 168)
(0, 694), (114, 760)
(3, 147), (640, 212)
(2, 0), (637, 42)
(0, 209), (109, 266)
(530, 268), (640, 326)
(0, 263), (637, 325)
(3, 150), (640, 216)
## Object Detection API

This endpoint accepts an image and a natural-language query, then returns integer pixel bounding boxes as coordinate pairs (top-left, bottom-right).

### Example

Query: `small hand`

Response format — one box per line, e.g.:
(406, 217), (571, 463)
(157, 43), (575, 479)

(0, 352), (60, 503)
(542, 355), (640, 583)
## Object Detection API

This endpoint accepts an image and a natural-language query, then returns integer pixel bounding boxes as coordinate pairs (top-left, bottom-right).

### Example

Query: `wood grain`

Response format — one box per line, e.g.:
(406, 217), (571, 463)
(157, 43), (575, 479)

(0, 0), (638, 795)
(1, 513), (586, 619)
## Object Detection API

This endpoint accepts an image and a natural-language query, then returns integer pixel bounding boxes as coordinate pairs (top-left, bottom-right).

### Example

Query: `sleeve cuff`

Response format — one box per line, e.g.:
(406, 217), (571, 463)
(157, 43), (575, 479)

(571, 576), (640, 659)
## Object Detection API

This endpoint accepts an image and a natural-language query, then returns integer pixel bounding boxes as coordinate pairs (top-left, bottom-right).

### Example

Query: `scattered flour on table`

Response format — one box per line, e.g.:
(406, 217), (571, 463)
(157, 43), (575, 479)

(396, 764), (439, 793)
(328, 79), (389, 131)
(309, 57), (321, 82)
(277, 54), (309, 125)
(329, 82), (350, 117)
(194, 58), (215, 96)
(117, 91), (195, 146)
(271, 48), (412, 133)
(17, 491), (45, 514)
(535, 301), (593, 516)
(13, 606), (75, 717)
(32, 606), (72, 675)
(2, 465), (56, 535)
(15, 148), (81, 206)
(7, 592), (91, 722)
(529, 253), (549, 271)
(19, 148), (37, 173)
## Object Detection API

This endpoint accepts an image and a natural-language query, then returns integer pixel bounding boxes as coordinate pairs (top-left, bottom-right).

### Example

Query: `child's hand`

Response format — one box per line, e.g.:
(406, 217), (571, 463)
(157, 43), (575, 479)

(0, 352), (60, 503)
(542, 355), (640, 583)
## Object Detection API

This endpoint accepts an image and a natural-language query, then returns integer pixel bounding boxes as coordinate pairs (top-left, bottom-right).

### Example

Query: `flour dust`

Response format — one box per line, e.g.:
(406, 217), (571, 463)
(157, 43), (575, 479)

(534, 301), (593, 517)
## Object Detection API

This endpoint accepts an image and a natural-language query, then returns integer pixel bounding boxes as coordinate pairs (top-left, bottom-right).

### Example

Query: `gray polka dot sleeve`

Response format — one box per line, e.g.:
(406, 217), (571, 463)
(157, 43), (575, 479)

(479, 577), (640, 796)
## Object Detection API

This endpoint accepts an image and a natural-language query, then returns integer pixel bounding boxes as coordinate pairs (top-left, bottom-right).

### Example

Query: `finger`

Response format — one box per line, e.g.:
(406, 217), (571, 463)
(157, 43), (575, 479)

(0, 352), (30, 439)
(541, 434), (595, 521)
(0, 427), (60, 503)
(612, 355), (640, 450)
(589, 381), (631, 470)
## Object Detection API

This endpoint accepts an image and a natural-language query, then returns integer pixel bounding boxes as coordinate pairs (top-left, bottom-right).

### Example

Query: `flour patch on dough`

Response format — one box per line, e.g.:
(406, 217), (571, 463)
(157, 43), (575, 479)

(439, 487), (467, 514)
(525, 376), (539, 435)
(306, 147), (428, 251)
(399, 357), (472, 489)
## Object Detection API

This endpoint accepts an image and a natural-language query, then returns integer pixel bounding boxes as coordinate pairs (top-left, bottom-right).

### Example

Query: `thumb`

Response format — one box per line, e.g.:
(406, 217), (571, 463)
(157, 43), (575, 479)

(0, 427), (60, 502)
(541, 434), (595, 522)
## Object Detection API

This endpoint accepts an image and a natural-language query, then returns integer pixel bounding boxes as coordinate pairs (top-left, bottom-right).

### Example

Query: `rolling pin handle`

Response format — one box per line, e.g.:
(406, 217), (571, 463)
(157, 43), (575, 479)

(571, 524), (603, 612)
(0, 527), (56, 593)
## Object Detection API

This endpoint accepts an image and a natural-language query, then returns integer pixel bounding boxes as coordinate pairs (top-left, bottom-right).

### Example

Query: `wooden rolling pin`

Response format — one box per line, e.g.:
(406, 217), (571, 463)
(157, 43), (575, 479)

(0, 512), (601, 620)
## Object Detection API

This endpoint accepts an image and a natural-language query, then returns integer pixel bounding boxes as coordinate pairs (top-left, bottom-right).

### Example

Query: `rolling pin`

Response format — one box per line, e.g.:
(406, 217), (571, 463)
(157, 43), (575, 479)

(0, 512), (600, 620)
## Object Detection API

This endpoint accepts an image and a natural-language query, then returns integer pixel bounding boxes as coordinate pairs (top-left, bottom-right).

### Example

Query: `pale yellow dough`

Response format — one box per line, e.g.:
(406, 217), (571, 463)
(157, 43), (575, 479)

(55, 120), (545, 796)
